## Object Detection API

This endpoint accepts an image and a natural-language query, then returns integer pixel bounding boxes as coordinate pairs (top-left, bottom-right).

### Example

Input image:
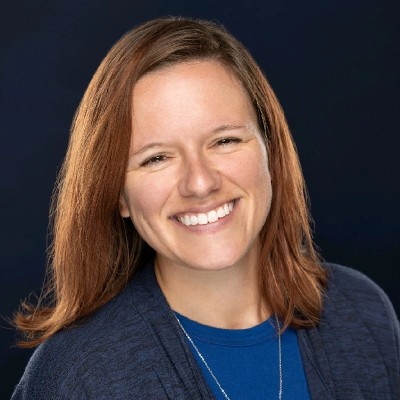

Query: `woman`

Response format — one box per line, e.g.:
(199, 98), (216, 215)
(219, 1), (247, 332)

(12, 17), (399, 399)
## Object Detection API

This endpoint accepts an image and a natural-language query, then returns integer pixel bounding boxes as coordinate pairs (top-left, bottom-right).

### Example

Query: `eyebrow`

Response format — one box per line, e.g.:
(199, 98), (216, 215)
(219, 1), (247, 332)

(131, 142), (165, 157)
(212, 124), (244, 133)
(131, 124), (245, 157)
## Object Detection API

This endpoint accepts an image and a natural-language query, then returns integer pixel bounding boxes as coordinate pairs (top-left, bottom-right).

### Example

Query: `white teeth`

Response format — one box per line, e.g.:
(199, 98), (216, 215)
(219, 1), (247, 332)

(176, 200), (235, 226)
(207, 210), (218, 223)
(217, 207), (225, 218)
(198, 213), (208, 224)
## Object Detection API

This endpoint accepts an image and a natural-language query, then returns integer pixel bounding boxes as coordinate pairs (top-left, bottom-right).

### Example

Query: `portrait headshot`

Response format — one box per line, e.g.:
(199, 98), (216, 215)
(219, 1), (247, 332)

(1, 2), (399, 399)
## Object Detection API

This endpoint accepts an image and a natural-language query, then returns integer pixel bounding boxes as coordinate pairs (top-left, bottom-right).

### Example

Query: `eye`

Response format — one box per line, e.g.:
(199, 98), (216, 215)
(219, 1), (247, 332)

(140, 154), (168, 167)
(216, 137), (242, 146)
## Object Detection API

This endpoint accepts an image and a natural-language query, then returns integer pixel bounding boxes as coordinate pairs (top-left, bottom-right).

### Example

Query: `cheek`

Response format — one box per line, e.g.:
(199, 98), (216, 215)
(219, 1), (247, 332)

(257, 154), (272, 197)
(227, 149), (272, 226)
(225, 149), (271, 194)
(124, 174), (171, 226)
(256, 154), (273, 211)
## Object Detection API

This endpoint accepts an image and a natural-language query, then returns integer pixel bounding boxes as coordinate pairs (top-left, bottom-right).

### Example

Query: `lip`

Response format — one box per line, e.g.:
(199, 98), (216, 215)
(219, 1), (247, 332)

(171, 198), (238, 218)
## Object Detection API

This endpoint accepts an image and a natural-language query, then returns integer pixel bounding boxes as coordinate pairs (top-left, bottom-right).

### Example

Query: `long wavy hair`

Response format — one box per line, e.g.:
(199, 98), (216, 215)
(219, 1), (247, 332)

(15, 17), (327, 347)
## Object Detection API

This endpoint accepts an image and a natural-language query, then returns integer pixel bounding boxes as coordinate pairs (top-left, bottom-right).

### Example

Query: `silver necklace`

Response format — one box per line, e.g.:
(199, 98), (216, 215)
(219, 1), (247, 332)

(175, 314), (283, 400)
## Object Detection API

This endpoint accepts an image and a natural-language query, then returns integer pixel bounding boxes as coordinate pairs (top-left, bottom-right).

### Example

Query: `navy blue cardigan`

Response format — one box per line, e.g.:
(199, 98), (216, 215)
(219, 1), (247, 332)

(12, 263), (400, 399)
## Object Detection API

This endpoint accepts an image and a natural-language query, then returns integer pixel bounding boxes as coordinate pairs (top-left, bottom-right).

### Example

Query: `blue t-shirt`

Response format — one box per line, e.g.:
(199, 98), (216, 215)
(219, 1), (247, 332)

(176, 313), (310, 400)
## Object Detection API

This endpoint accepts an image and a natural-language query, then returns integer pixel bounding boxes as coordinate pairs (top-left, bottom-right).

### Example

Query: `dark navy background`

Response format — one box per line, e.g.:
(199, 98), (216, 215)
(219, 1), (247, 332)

(1, 1), (398, 398)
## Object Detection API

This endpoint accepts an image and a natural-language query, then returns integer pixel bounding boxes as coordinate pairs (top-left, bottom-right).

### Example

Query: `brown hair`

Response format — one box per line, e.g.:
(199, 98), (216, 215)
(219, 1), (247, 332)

(14, 16), (326, 347)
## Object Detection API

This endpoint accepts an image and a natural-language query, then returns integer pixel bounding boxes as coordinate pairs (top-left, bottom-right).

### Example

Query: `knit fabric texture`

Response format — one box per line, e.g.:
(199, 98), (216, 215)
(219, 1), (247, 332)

(11, 263), (400, 399)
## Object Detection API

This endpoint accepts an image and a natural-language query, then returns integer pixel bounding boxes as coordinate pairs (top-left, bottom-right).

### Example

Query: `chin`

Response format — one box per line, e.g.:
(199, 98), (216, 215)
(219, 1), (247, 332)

(179, 250), (248, 272)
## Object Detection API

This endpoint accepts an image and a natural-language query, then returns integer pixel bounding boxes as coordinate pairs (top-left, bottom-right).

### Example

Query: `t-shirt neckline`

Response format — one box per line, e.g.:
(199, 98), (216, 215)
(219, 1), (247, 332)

(174, 311), (278, 347)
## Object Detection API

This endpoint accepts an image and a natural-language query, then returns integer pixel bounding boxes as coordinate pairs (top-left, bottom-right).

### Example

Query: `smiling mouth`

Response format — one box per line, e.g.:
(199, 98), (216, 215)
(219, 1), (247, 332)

(173, 200), (236, 226)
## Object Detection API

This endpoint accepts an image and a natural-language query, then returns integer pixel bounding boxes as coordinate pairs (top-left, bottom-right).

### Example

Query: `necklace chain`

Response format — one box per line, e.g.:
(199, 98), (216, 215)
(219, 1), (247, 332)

(175, 314), (282, 400)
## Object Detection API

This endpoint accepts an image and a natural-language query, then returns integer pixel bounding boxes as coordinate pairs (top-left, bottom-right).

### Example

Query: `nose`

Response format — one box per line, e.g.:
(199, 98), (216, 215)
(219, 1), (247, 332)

(178, 154), (221, 198)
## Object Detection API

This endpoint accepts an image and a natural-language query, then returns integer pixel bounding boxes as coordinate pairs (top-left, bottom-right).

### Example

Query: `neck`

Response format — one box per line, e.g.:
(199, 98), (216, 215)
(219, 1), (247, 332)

(155, 252), (270, 329)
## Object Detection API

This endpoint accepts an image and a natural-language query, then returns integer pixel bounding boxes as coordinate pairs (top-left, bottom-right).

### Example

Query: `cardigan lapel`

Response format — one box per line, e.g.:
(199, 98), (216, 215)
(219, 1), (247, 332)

(297, 328), (336, 400)
(130, 264), (215, 400)
(298, 325), (369, 399)
(298, 269), (393, 400)
(320, 280), (392, 400)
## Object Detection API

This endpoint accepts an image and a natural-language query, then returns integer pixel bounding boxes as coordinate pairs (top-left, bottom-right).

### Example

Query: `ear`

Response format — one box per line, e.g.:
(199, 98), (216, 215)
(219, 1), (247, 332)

(119, 193), (130, 218)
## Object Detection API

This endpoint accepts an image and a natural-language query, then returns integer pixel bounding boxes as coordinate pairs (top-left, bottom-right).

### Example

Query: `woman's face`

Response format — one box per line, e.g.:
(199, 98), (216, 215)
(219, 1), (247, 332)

(120, 60), (272, 271)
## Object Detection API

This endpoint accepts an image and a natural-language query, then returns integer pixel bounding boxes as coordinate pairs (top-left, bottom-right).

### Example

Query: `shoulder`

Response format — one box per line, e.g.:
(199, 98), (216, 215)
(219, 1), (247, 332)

(322, 262), (398, 325)
(12, 279), (153, 399)
(320, 262), (399, 364)
(324, 262), (385, 292)
(12, 334), (88, 399)
(323, 262), (388, 302)
(308, 263), (400, 397)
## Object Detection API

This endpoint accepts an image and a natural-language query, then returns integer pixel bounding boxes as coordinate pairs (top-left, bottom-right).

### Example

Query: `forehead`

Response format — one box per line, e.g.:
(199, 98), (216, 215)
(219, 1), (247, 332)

(131, 60), (256, 128)
(136, 59), (243, 90)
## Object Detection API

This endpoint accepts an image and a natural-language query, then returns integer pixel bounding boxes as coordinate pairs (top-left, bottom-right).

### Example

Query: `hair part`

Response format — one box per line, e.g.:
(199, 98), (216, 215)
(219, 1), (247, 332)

(14, 16), (326, 347)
